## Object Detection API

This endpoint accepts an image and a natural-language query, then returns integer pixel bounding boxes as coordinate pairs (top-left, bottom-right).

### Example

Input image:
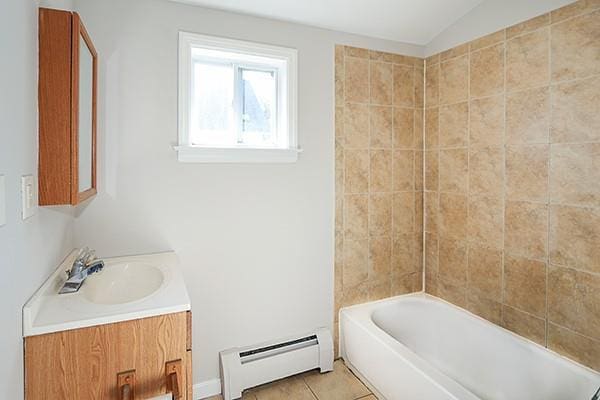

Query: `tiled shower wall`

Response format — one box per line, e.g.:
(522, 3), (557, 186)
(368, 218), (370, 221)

(334, 46), (425, 339)
(423, 0), (600, 371)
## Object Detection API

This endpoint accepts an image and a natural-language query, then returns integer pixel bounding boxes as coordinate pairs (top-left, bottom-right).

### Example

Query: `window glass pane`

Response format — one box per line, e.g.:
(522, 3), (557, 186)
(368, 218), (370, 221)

(241, 68), (277, 147)
(191, 61), (234, 146)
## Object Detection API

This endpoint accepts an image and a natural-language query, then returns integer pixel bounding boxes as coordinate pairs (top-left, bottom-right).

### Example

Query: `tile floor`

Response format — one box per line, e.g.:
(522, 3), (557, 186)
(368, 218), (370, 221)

(206, 360), (377, 400)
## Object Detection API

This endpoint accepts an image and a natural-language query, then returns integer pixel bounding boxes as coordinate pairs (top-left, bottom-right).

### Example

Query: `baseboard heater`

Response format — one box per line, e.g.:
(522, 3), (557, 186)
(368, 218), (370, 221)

(219, 328), (334, 400)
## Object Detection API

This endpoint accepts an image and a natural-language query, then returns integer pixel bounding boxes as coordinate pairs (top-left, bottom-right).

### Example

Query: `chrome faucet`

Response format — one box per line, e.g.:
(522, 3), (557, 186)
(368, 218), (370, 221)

(58, 247), (105, 294)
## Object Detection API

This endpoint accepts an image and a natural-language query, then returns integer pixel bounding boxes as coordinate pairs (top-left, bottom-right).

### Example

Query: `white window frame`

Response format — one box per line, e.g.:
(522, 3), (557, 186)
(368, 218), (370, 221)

(177, 31), (299, 163)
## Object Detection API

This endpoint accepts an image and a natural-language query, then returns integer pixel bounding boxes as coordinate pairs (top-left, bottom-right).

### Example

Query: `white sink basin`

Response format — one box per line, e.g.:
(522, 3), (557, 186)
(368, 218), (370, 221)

(23, 251), (191, 337)
(82, 261), (164, 305)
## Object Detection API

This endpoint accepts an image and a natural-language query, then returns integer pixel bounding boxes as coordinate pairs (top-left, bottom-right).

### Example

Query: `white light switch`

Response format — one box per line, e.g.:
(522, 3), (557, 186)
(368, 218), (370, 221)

(0, 175), (6, 227)
(21, 175), (36, 220)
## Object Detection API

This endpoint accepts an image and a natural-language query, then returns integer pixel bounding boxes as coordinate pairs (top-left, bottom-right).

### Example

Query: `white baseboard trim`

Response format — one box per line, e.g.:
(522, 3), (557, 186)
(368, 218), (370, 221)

(193, 379), (222, 399)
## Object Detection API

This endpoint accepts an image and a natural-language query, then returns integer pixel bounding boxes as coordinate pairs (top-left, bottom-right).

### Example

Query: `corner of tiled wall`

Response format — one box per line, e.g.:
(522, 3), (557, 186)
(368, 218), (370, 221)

(423, 0), (600, 372)
(334, 45), (425, 356)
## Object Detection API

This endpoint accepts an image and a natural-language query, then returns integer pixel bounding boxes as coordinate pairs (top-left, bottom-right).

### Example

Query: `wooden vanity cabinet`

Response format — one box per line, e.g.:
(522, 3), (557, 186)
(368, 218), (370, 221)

(24, 311), (193, 400)
(38, 8), (98, 206)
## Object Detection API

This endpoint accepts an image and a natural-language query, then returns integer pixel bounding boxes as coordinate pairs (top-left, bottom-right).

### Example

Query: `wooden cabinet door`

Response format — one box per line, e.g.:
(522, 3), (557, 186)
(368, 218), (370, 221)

(25, 312), (190, 400)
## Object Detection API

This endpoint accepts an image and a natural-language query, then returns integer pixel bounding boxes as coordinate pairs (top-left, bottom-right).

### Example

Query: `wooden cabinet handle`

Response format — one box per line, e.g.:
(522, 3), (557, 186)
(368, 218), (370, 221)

(117, 370), (136, 400)
(165, 359), (183, 400)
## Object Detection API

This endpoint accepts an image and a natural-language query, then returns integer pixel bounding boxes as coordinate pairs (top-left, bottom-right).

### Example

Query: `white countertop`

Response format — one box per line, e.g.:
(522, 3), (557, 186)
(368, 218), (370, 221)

(23, 250), (191, 337)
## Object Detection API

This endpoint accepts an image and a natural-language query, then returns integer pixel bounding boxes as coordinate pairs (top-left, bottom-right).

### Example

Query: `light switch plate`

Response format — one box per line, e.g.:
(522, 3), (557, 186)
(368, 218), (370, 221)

(0, 175), (6, 227)
(21, 175), (36, 220)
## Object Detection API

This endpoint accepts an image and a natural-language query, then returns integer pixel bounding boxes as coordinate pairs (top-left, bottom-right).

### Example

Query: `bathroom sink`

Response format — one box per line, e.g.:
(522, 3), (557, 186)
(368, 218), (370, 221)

(81, 261), (164, 305)
(23, 251), (191, 337)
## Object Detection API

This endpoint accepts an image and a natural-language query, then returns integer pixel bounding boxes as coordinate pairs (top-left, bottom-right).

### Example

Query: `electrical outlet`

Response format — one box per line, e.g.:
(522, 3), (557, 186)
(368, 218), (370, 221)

(21, 175), (36, 220)
(0, 175), (5, 227)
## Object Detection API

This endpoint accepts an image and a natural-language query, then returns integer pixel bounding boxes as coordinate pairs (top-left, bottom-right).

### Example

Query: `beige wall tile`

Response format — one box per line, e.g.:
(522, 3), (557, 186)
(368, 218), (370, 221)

(345, 57), (370, 103)
(370, 61), (393, 105)
(439, 193), (468, 240)
(425, 191), (438, 235)
(415, 151), (424, 191)
(369, 279), (391, 301)
(369, 193), (392, 236)
(369, 106), (392, 148)
(393, 150), (414, 191)
(341, 282), (369, 307)
(393, 64), (415, 107)
(440, 55), (469, 104)
(393, 233), (415, 276)
(439, 148), (468, 193)
(506, 13), (550, 39)
(439, 102), (468, 147)
(414, 108), (424, 149)
(369, 49), (396, 62)
(502, 305), (546, 346)
(470, 43), (505, 98)
(343, 239), (368, 287)
(369, 235), (391, 282)
(370, 150), (392, 192)
(505, 201), (548, 260)
(468, 195), (504, 249)
(467, 244), (502, 300)
(345, 46), (369, 58)
(393, 107), (414, 149)
(439, 237), (468, 285)
(425, 151), (439, 191)
(551, 76), (600, 143)
(425, 107), (439, 149)
(551, 0), (600, 23)
(548, 323), (600, 371)
(392, 272), (421, 295)
(344, 102), (369, 148)
(504, 254), (547, 317)
(470, 95), (504, 147)
(344, 150), (369, 193)
(470, 29), (505, 51)
(506, 87), (550, 144)
(506, 145), (549, 202)
(548, 265), (600, 340)
(344, 194), (368, 240)
(393, 191), (415, 235)
(415, 66), (424, 107)
(549, 143), (600, 208)
(551, 10), (600, 81)
(506, 28), (550, 92)
(469, 146), (504, 198)
(549, 205), (600, 274)
(438, 278), (467, 307)
(441, 43), (469, 61)
(335, 106), (344, 138)
(467, 293), (502, 324)
(425, 232), (439, 276)
(425, 63), (439, 107)
(335, 46), (345, 107)
(415, 192), (424, 233)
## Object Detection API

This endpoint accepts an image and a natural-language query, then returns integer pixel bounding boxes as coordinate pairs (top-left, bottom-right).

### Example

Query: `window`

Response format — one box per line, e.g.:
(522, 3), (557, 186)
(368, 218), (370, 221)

(177, 32), (298, 163)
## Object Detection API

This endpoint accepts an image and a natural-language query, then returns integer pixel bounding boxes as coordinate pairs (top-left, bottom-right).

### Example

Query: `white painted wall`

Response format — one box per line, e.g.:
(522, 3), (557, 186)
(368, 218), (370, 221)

(425, 0), (576, 56)
(72, 0), (421, 388)
(0, 0), (75, 398)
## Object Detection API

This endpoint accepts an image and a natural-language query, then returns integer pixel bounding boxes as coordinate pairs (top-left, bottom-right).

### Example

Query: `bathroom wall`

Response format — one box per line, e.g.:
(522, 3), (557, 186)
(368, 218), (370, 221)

(71, 0), (422, 388)
(424, 0), (600, 371)
(0, 0), (75, 398)
(333, 46), (424, 343)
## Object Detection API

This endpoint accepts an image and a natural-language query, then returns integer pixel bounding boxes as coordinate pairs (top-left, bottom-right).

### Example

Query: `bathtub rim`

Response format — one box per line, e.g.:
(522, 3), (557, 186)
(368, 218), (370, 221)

(339, 292), (600, 385)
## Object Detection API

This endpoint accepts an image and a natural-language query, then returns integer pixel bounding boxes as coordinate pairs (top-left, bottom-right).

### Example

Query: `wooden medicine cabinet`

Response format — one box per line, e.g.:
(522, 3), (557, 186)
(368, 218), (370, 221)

(38, 8), (97, 206)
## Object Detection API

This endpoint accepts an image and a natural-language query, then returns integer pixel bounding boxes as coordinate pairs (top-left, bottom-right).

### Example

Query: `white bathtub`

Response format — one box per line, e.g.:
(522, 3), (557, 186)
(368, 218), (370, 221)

(340, 293), (600, 400)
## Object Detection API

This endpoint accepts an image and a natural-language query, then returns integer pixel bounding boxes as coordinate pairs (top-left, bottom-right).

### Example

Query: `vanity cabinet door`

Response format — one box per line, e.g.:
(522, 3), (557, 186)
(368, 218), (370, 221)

(38, 8), (97, 206)
(24, 312), (191, 400)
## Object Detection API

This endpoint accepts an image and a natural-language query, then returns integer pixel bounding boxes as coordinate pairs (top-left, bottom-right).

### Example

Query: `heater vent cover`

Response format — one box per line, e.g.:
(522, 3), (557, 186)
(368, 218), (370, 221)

(220, 328), (333, 400)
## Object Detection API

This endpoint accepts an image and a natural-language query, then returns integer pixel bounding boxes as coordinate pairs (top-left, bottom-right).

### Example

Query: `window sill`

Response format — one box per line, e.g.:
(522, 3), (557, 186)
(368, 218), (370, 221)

(174, 146), (301, 163)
